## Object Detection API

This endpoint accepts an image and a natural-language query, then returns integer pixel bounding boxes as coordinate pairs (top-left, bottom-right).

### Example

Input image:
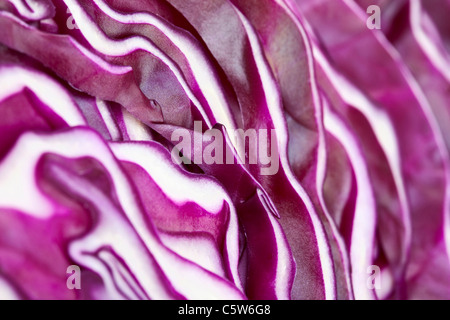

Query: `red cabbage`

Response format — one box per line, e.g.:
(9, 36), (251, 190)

(0, 0), (448, 300)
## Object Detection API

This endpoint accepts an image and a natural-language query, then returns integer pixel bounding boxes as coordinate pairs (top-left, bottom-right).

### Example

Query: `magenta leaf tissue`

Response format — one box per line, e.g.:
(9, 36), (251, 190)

(0, 0), (449, 300)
